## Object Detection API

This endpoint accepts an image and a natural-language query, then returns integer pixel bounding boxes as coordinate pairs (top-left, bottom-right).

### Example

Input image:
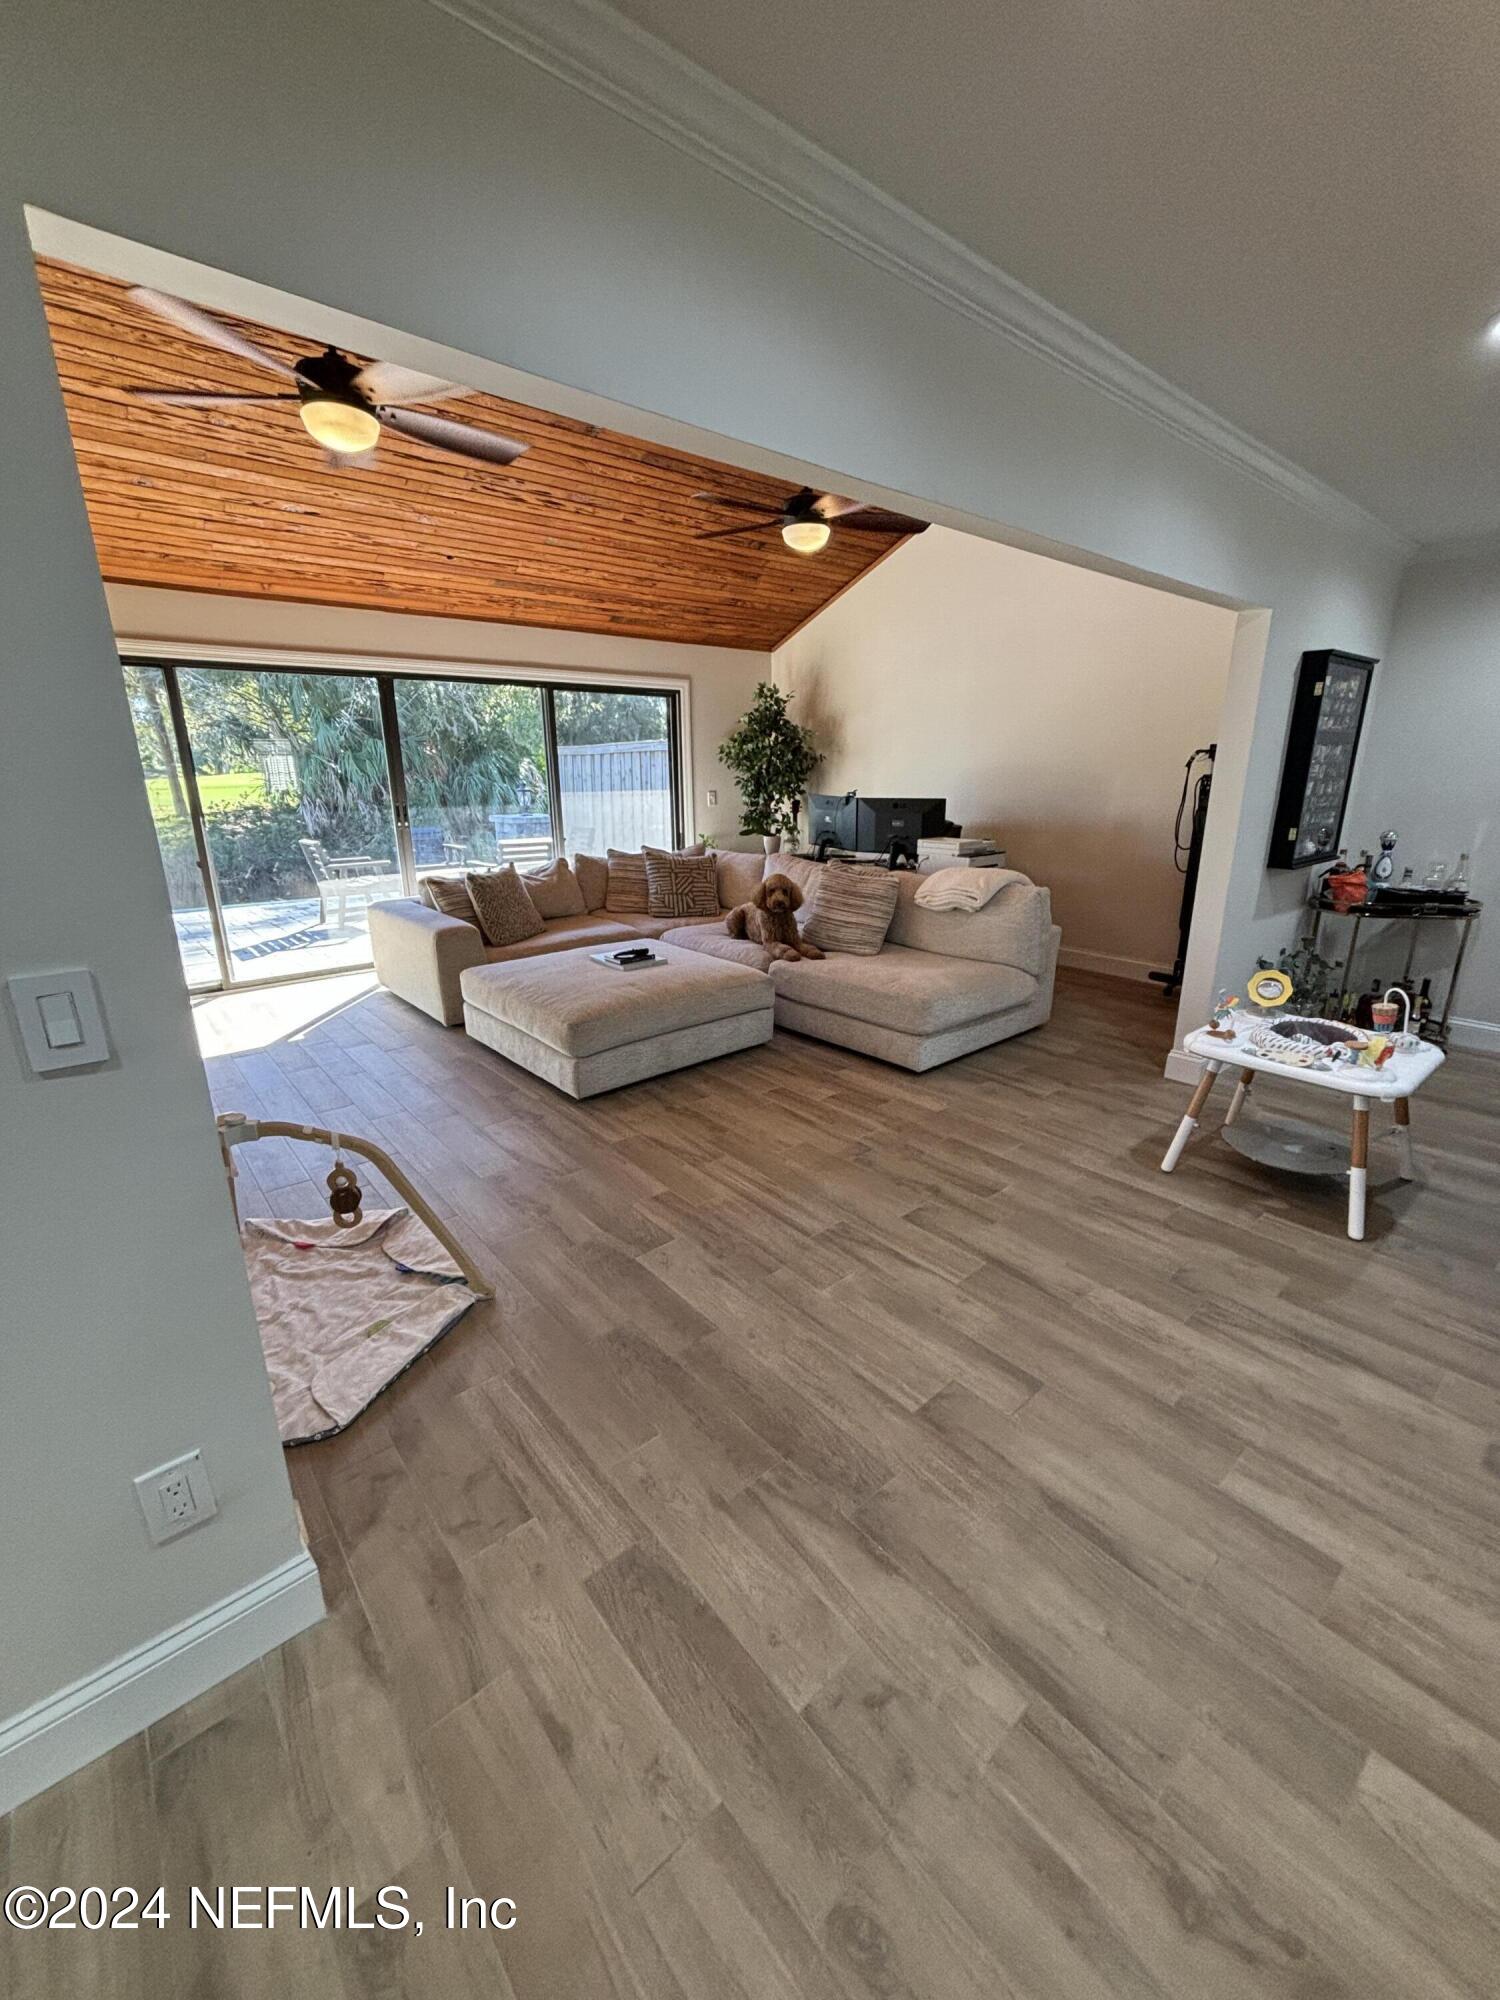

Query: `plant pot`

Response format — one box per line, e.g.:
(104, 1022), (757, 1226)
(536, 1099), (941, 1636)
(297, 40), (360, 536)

(762, 834), (782, 855)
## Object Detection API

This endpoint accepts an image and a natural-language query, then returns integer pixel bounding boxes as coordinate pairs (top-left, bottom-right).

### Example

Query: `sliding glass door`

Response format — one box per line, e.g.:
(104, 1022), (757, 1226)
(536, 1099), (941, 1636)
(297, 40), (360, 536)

(123, 657), (683, 992)
(176, 666), (401, 983)
(394, 678), (552, 871)
(123, 662), (225, 990)
(554, 688), (676, 856)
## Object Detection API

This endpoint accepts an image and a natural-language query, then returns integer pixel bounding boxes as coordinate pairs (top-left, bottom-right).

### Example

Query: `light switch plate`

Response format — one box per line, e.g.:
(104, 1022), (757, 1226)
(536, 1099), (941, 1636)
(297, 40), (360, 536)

(7, 970), (110, 1073)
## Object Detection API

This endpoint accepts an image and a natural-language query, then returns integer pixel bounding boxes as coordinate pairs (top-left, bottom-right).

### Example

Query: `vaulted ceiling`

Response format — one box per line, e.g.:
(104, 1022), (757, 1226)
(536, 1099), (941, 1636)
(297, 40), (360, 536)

(37, 258), (911, 650)
(607, 0), (1500, 543)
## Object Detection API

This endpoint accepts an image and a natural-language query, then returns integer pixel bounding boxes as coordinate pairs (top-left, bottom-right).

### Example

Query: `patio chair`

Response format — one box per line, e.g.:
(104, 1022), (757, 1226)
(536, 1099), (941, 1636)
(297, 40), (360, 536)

(495, 835), (555, 870)
(298, 839), (403, 929)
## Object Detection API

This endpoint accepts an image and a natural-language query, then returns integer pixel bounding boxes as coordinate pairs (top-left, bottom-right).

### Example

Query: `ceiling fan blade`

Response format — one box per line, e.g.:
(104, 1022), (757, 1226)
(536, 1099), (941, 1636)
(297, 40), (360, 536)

(828, 512), (930, 535)
(127, 288), (296, 377)
(355, 361), (467, 406)
(377, 405), (528, 465)
(126, 388), (301, 407)
(693, 491), (792, 516)
(812, 493), (869, 519)
(694, 521), (782, 539)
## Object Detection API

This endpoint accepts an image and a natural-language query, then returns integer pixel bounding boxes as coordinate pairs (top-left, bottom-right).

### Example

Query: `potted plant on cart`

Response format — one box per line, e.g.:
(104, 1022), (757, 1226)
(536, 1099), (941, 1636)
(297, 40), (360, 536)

(718, 682), (820, 854)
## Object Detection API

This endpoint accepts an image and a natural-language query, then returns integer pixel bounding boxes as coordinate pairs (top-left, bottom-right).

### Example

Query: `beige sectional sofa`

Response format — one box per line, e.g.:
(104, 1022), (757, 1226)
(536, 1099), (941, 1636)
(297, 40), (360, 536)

(368, 849), (1058, 1073)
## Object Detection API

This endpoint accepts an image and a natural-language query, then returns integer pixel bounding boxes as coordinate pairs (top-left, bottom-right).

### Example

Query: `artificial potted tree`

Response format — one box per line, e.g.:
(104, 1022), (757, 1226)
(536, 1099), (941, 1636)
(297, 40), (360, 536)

(718, 681), (820, 854)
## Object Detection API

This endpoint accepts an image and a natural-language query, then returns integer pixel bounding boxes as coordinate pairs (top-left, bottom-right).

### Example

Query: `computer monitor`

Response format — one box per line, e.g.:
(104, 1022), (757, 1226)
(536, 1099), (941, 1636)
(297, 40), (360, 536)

(807, 791), (857, 851)
(853, 796), (947, 862)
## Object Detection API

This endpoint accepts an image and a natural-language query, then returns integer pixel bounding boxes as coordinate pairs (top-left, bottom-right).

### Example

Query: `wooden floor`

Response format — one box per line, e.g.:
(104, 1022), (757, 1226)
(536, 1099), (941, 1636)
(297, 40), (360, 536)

(6, 971), (1500, 1999)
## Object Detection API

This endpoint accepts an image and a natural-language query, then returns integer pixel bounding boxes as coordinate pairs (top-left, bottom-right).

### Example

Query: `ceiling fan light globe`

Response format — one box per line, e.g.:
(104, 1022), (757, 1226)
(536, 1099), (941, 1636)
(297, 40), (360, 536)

(299, 396), (381, 455)
(782, 519), (831, 555)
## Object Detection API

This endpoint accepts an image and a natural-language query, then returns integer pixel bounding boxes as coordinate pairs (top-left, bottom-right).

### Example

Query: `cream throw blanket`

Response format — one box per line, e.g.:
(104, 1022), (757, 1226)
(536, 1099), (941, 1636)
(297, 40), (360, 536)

(243, 1209), (480, 1444)
(913, 865), (1024, 912)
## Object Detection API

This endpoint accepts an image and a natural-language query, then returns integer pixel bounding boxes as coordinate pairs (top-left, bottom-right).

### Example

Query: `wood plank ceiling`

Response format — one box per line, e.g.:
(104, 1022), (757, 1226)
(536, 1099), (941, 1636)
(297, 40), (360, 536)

(37, 258), (911, 651)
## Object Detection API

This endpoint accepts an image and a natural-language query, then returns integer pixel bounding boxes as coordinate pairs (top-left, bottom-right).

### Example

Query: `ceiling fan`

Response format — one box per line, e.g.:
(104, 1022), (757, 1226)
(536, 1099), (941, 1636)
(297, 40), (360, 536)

(695, 484), (928, 555)
(120, 287), (530, 470)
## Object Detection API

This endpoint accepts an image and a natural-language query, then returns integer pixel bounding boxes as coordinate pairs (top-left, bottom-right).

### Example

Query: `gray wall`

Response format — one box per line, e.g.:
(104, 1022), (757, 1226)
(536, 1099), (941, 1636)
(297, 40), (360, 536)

(1347, 552), (1500, 1047)
(1, 0), (1402, 1753)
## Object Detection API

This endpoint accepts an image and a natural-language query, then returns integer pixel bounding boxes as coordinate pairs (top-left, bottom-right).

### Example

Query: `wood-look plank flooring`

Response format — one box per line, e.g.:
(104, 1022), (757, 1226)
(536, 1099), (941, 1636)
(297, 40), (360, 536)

(5, 970), (1500, 1998)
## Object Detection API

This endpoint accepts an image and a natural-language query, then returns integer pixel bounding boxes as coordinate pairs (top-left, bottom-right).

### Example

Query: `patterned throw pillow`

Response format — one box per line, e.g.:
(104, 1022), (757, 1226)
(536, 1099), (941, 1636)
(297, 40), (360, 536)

(464, 865), (545, 948)
(801, 859), (900, 956)
(646, 852), (719, 919)
(605, 848), (650, 914)
(520, 856), (587, 920)
(422, 873), (480, 925)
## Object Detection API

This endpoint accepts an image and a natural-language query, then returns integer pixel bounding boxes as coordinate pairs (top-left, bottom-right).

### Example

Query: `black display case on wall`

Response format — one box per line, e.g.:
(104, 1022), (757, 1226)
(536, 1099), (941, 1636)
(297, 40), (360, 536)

(1267, 649), (1376, 870)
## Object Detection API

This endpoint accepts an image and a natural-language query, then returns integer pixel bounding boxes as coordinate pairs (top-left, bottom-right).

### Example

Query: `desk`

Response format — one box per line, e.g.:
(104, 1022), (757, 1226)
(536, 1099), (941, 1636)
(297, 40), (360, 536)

(1162, 1018), (1445, 1240)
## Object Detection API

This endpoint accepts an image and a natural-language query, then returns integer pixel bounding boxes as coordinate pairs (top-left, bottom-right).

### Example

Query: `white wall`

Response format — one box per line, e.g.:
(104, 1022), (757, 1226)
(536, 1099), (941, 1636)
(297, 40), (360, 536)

(106, 586), (769, 850)
(0, 0), (1404, 1800)
(0, 207), (316, 1805)
(774, 531), (1237, 980)
(1346, 551), (1499, 1049)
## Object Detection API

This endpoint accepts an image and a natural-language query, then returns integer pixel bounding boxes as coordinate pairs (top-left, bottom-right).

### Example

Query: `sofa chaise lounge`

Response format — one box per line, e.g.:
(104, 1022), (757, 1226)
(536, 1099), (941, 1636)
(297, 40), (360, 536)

(368, 849), (1058, 1074)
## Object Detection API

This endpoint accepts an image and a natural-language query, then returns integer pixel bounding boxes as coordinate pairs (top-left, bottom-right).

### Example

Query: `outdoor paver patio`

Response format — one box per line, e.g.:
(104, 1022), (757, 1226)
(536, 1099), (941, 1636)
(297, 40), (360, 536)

(172, 895), (394, 986)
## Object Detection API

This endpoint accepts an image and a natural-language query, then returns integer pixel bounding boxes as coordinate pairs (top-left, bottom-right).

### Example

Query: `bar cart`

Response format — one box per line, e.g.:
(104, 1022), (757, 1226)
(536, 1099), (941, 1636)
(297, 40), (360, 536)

(1304, 895), (1482, 1046)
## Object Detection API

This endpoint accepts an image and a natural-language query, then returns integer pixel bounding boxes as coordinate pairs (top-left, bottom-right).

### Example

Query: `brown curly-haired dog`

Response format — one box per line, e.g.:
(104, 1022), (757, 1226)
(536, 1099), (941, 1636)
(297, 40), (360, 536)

(724, 872), (825, 962)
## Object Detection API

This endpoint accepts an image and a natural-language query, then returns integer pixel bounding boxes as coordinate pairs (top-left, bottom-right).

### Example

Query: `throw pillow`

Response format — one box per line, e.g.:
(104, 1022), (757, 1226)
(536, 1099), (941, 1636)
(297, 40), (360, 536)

(464, 865), (545, 948)
(646, 852), (719, 919)
(644, 842), (707, 859)
(521, 855), (587, 920)
(573, 852), (609, 912)
(605, 848), (650, 914)
(801, 859), (900, 956)
(423, 873), (480, 925)
(714, 849), (766, 912)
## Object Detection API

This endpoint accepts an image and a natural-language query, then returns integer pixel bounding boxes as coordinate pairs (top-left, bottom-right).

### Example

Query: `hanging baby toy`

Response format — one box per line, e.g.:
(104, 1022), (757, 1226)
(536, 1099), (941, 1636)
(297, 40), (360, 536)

(325, 1136), (364, 1228)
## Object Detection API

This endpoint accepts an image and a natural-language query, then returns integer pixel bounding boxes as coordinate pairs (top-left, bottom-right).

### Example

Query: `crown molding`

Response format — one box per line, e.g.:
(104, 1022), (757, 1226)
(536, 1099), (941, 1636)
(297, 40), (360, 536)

(419, 0), (1412, 556)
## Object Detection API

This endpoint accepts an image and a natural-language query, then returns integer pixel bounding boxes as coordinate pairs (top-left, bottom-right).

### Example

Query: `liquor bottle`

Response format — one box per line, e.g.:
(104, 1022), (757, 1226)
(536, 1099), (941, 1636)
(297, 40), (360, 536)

(1415, 978), (1434, 1034)
(1445, 852), (1471, 895)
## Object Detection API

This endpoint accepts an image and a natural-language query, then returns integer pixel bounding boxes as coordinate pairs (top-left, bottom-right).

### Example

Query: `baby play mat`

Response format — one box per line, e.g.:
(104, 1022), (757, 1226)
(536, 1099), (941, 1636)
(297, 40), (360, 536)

(242, 1208), (480, 1444)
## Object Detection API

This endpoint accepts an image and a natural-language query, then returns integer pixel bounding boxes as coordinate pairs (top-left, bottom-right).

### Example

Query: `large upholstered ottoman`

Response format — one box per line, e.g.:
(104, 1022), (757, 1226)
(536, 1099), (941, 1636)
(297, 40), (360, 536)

(459, 942), (774, 1098)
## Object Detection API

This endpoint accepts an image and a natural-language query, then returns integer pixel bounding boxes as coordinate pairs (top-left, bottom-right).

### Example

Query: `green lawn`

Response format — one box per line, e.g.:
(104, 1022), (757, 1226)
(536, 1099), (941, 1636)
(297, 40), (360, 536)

(145, 770), (266, 820)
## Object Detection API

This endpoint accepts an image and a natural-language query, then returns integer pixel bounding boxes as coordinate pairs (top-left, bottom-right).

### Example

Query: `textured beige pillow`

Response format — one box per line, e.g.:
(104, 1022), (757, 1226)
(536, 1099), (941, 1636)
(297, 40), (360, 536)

(714, 850), (766, 911)
(464, 865), (545, 948)
(573, 853), (609, 912)
(644, 842), (707, 859)
(646, 852), (719, 919)
(802, 859), (900, 956)
(423, 873), (480, 925)
(605, 848), (650, 914)
(521, 856), (587, 919)
(773, 853), (825, 901)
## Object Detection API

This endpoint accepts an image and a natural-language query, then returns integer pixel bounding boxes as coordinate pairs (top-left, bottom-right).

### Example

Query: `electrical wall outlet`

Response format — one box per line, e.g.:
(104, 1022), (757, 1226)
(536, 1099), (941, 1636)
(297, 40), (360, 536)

(705, 789), (718, 808)
(134, 1450), (218, 1545)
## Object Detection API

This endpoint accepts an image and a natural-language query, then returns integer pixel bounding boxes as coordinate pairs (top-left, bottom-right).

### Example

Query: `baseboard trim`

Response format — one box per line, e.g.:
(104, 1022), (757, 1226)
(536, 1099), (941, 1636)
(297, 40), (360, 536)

(0, 1551), (324, 1816)
(1448, 1015), (1500, 1054)
(1163, 1047), (1203, 1085)
(1058, 946), (1159, 983)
